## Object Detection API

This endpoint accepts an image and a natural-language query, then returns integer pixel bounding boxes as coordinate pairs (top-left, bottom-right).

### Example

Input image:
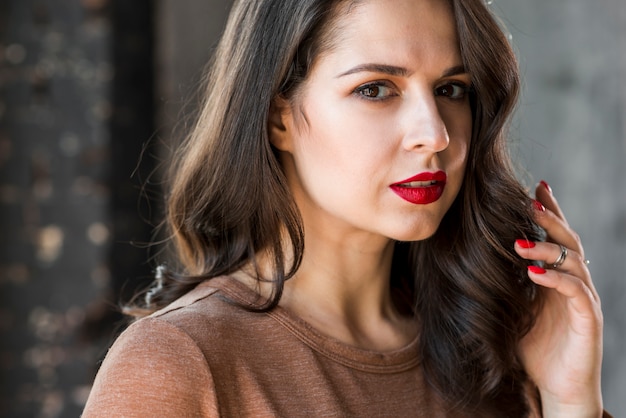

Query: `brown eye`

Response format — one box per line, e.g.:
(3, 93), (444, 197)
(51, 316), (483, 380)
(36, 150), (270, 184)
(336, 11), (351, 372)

(354, 82), (396, 100)
(435, 83), (469, 100)
(361, 86), (381, 97)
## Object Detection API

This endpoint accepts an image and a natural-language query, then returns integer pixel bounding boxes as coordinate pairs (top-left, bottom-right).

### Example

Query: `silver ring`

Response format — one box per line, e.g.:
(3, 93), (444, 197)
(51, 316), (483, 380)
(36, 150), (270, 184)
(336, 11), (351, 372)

(551, 245), (568, 268)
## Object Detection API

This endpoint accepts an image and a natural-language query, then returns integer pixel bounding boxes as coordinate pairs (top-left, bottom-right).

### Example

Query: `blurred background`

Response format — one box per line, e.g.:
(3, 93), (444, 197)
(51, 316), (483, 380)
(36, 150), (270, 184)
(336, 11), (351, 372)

(0, 0), (623, 416)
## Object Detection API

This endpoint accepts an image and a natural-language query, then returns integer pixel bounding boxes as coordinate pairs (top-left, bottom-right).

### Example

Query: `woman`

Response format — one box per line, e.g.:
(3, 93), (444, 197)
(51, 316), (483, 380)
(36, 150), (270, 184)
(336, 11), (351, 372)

(83, 0), (606, 416)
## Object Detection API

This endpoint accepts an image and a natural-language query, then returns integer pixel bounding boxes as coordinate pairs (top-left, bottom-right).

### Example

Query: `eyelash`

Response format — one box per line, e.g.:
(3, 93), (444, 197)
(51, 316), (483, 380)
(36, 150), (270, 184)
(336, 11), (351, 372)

(353, 81), (397, 101)
(434, 82), (471, 101)
(353, 81), (472, 102)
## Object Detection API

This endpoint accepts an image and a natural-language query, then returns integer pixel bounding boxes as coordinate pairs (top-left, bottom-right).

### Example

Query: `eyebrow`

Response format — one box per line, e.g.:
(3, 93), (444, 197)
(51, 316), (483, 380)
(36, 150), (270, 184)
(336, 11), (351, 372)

(441, 65), (467, 77)
(336, 63), (468, 78)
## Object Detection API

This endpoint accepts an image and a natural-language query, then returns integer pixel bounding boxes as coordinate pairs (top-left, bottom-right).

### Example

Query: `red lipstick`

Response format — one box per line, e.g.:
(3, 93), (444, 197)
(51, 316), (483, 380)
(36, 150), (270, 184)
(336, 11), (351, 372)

(390, 171), (447, 205)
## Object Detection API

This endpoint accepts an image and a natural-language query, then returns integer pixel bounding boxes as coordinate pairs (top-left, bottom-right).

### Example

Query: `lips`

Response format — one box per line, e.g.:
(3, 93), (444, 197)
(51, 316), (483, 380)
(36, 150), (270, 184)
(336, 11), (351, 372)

(390, 171), (447, 205)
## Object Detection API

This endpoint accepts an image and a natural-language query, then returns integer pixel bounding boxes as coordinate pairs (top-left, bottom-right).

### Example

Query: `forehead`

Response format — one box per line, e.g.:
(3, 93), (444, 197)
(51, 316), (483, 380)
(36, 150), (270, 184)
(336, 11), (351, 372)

(322, 0), (460, 68)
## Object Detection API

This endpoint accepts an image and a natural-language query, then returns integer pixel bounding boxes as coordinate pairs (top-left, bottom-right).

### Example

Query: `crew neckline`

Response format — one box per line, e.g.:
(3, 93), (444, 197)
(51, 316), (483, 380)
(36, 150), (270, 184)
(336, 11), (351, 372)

(207, 276), (421, 374)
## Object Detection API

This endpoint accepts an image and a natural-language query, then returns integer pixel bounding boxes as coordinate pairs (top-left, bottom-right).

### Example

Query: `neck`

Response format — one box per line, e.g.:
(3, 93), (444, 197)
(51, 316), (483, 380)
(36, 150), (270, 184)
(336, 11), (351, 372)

(278, 224), (416, 351)
(233, 219), (418, 351)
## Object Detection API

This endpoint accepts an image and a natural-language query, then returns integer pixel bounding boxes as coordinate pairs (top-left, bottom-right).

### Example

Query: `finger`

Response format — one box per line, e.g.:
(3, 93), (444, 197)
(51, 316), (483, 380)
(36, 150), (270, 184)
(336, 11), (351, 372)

(516, 240), (579, 272)
(526, 266), (602, 327)
(516, 240), (600, 303)
(532, 201), (583, 256)
(535, 180), (566, 222)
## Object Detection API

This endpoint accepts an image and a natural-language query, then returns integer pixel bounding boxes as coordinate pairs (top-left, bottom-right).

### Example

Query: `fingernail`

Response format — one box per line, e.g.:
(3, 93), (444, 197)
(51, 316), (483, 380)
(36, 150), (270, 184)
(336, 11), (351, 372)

(532, 200), (546, 212)
(540, 180), (552, 194)
(528, 265), (546, 274)
(516, 239), (536, 249)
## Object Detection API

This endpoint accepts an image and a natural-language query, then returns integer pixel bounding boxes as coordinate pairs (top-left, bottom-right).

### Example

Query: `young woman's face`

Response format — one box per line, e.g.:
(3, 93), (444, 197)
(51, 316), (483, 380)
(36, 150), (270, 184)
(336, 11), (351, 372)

(272, 0), (471, 244)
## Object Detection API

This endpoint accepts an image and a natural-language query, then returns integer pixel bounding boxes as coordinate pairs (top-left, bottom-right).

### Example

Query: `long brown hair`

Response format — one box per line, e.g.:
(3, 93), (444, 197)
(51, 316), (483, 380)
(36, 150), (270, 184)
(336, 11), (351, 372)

(408, 2), (543, 414)
(134, 0), (542, 414)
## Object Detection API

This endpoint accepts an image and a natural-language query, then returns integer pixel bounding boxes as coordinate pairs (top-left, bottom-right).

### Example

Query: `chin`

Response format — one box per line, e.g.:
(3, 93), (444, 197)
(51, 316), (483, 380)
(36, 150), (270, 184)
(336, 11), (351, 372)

(389, 221), (441, 243)
(386, 202), (452, 242)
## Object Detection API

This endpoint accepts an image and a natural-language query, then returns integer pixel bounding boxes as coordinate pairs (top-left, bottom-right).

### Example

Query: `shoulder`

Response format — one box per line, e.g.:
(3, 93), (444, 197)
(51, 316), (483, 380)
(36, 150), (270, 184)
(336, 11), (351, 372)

(82, 277), (290, 417)
(150, 277), (269, 347)
(83, 316), (219, 417)
(149, 277), (285, 355)
(82, 282), (231, 417)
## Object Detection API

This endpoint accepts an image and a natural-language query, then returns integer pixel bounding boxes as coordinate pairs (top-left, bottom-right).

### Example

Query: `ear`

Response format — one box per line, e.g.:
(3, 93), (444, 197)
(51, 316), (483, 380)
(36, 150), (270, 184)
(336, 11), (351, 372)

(268, 96), (294, 152)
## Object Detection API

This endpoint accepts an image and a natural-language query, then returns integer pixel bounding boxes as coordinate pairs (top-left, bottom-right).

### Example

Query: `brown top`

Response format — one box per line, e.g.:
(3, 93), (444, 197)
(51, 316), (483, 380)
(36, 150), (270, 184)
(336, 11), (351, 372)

(82, 277), (610, 417)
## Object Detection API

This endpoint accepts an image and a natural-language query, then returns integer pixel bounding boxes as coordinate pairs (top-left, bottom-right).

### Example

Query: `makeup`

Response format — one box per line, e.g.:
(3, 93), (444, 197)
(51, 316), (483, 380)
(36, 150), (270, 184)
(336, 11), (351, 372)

(540, 180), (552, 194)
(528, 265), (547, 275)
(516, 239), (536, 249)
(532, 200), (546, 212)
(390, 171), (447, 205)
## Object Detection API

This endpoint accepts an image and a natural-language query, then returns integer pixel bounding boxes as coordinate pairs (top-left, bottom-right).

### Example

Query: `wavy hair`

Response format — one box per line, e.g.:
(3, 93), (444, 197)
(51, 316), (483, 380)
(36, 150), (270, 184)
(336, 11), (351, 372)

(132, 0), (543, 414)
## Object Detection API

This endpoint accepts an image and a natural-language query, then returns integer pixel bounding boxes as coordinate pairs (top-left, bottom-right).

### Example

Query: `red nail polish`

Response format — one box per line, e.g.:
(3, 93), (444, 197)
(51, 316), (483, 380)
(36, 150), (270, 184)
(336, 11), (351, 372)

(528, 265), (546, 274)
(532, 200), (546, 212)
(540, 180), (552, 194)
(516, 239), (536, 249)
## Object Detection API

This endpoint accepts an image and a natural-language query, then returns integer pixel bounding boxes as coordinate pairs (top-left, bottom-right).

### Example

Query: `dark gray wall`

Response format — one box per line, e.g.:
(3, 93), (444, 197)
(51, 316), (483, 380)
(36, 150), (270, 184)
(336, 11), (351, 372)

(0, 0), (157, 416)
(0, 2), (114, 416)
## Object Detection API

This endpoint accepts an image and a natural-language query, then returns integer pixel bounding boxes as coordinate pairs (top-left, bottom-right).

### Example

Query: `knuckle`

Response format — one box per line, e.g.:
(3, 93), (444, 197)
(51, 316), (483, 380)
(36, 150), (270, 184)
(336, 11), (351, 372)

(569, 251), (584, 264)
(573, 278), (590, 296)
(571, 232), (585, 258)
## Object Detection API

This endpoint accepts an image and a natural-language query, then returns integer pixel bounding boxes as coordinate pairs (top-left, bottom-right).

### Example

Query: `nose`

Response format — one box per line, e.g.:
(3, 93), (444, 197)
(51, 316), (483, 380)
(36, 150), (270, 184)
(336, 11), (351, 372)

(401, 93), (450, 153)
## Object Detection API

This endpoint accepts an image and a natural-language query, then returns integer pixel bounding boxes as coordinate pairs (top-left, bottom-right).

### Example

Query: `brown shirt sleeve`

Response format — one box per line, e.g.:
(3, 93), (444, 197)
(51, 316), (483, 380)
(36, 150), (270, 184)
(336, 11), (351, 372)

(82, 317), (219, 417)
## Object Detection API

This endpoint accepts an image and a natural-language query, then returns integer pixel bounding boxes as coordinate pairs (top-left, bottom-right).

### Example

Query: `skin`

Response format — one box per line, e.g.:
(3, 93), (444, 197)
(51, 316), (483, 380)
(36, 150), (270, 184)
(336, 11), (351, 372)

(515, 183), (604, 417)
(262, 0), (604, 415)
(269, 0), (471, 351)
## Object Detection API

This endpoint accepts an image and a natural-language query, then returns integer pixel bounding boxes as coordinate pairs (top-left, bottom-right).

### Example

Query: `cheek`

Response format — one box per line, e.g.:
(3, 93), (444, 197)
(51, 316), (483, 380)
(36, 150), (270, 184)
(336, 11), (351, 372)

(445, 111), (472, 168)
(445, 118), (471, 161)
(453, 137), (470, 167)
(442, 125), (471, 196)
(289, 123), (355, 192)
(296, 102), (386, 169)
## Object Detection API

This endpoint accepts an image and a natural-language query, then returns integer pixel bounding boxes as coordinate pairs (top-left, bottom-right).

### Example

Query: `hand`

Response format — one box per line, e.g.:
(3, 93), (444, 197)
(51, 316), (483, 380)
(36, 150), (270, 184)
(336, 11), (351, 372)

(514, 181), (604, 418)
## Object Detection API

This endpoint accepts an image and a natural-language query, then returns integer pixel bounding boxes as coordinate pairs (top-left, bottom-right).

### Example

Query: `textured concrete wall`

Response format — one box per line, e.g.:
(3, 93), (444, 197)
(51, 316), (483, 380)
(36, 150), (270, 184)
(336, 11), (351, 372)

(155, 0), (230, 146)
(0, 2), (114, 416)
(0, 1), (156, 416)
(494, 0), (626, 412)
